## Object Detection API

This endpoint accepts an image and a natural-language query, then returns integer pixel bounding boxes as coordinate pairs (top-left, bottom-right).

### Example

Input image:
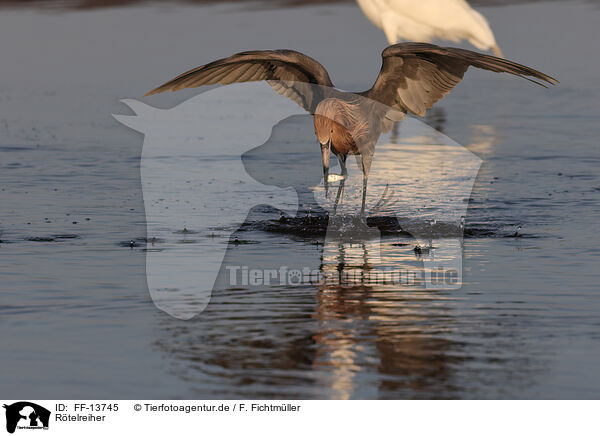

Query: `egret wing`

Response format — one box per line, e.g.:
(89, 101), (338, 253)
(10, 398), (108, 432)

(362, 42), (558, 117)
(144, 49), (334, 113)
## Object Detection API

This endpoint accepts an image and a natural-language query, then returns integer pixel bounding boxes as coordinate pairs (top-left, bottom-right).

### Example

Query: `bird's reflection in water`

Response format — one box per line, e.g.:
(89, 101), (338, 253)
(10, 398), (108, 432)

(150, 108), (512, 399)
(312, 282), (464, 399)
(425, 107), (448, 133)
(154, 269), (465, 399)
(312, 222), (463, 399)
(467, 123), (499, 157)
(153, 209), (545, 399)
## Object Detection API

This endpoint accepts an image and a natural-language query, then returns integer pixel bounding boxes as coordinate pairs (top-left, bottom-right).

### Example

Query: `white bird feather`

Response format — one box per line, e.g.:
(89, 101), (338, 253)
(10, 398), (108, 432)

(356, 0), (502, 56)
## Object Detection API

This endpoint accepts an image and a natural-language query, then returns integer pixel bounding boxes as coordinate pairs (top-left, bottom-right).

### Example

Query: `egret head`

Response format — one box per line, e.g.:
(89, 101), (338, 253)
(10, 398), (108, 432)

(314, 98), (365, 197)
(314, 101), (337, 196)
(315, 98), (354, 196)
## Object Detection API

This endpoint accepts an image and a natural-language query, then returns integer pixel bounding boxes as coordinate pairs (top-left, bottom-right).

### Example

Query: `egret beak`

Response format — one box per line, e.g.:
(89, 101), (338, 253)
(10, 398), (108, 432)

(320, 139), (331, 197)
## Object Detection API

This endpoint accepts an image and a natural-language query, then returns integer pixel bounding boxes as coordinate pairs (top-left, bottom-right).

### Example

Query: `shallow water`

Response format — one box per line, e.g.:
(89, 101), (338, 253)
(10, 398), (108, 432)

(1, 1), (599, 398)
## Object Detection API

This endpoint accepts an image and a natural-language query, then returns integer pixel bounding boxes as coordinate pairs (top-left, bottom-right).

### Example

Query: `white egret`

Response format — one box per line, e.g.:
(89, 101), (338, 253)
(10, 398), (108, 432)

(356, 0), (503, 56)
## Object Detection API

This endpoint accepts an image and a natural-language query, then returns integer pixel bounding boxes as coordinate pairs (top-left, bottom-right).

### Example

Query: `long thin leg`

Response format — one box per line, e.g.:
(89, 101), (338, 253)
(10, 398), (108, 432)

(359, 151), (373, 217)
(333, 155), (347, 215)
(338, 154), (348, 177)
(360, 176), (368, 217)
(391, 123), (399, 144)
(333, 179), (345, 215)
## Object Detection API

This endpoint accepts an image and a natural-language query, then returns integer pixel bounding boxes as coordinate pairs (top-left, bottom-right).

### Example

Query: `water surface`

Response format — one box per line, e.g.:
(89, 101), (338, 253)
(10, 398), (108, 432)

(0, 0), (599, 398)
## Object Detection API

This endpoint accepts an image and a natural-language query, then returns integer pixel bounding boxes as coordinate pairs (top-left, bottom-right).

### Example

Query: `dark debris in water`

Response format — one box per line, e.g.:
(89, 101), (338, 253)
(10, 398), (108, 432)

(53, 234), (81, 240)
(27, 236), (56, 242)
(119, 236), (166, 248)
(4, 234), (81, 244)
(242, 211), (539, 240)
(118, 237), (147, 248)
(414, 245), (432, 255)
(244, 214), (330, 237)
(243, 212), (454, 239)
(174, 227), (200, 235)
(231, 236), (260, 245)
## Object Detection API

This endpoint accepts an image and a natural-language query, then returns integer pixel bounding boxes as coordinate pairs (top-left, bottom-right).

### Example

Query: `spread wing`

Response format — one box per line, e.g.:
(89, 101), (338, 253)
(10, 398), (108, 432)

(144, 49), (334, 113)
(362, 42), (558, 117)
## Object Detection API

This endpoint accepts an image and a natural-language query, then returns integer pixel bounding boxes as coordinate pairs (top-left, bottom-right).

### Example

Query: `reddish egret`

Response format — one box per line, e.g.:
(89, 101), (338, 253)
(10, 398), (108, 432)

(356, 0), (503, 56)
(145, 43), (556, 215)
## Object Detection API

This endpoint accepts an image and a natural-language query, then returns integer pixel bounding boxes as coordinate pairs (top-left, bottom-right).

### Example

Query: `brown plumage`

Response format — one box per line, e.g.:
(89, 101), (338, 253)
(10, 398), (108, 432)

(145, 42), (557, 215)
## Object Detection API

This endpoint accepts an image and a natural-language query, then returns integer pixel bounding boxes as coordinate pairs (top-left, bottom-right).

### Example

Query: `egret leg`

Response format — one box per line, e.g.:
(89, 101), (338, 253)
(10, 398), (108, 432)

(333, 155), (347, 215)
(333, 179), (345, 215)
(391, 123), (399, 144)
(359, 151), (373, 218)
(339, 154), (348, 177)
(360, 176), (368, 217)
